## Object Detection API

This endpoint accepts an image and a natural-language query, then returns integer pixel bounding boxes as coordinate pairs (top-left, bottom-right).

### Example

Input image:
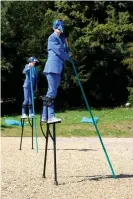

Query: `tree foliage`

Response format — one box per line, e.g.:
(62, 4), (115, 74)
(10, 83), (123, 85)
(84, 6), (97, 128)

(1, 1), (133, 114)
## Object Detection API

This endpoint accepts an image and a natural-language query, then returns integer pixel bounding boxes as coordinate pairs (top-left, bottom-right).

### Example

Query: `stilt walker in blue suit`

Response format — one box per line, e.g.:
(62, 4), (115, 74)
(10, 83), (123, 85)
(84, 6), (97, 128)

(41, 19), (70, 123)
(21, 57), (39, 119)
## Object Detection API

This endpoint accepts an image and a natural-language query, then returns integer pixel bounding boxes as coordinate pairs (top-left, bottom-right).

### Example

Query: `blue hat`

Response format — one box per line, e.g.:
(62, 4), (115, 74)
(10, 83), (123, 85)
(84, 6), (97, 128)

(28, 57), (39, 63)
(53, 20), (64, 33)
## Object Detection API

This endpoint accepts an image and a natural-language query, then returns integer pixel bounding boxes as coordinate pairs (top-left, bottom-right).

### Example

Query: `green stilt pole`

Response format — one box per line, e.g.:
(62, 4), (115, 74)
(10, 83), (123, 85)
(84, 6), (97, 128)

(30, 67), (39, 153)
(70, 57), (116, 179)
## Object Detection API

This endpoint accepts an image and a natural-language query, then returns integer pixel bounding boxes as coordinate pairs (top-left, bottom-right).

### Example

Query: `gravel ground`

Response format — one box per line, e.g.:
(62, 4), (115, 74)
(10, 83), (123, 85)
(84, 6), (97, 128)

(1, 137), (133, 199)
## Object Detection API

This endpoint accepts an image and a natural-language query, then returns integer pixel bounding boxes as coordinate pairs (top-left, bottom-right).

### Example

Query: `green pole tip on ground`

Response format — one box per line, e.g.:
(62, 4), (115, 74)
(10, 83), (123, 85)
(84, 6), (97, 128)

(70, 57), (116, 179)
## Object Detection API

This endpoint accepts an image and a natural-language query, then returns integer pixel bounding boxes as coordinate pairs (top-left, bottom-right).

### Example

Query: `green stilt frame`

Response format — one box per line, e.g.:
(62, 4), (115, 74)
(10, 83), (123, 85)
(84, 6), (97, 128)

(70, 57), (116, 179)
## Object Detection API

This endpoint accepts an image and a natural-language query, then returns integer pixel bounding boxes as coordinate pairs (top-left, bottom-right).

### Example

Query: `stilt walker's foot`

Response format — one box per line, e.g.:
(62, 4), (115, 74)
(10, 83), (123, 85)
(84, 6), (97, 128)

(29, 113), (34, 118)
(41, 117), (46, 122)
(47, 117), (62, 124)
(21, 114), (28, 119)
(41, 117), (62, 123)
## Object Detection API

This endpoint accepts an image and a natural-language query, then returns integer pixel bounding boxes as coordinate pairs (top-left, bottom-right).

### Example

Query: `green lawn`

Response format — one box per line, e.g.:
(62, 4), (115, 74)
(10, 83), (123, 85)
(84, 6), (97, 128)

(1, 108), (133, 137)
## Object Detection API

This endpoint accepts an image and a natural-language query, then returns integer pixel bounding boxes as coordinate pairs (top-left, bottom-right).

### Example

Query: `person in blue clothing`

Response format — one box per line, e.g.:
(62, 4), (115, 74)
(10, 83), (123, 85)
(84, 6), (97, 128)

(21, 57), (39, 119)
(41, 19), (71, 123)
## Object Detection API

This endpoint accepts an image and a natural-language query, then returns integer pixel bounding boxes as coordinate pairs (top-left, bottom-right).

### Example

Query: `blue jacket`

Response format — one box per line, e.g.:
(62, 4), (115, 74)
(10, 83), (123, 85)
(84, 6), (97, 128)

(23, 64), (38, 90)
(43, 32), (69, 74)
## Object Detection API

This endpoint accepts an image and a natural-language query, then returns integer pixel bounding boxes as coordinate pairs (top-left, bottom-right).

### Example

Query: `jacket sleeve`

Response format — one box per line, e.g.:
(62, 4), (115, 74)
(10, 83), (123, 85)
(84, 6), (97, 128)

(48, 36), (70, 61)
(23, 64), (30, 74)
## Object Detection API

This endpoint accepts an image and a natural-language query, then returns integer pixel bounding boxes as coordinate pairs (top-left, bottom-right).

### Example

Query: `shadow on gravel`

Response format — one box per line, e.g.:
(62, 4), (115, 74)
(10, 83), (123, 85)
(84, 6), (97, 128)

(40, 148), (97, 152)
(89, 174), (133, 181)
(59, 174), (133, 185)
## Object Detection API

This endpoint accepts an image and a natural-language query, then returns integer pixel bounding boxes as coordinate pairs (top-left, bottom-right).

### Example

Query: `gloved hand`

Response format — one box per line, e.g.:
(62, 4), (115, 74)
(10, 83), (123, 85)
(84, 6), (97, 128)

(28, 63), (34, 69)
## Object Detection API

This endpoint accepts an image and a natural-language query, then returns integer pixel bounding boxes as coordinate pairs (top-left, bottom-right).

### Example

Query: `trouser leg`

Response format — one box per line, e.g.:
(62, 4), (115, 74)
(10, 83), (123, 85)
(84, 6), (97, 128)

(42, 73), (61, 119)
(28, 87), (33, 114)
(22, 88), (29, 114)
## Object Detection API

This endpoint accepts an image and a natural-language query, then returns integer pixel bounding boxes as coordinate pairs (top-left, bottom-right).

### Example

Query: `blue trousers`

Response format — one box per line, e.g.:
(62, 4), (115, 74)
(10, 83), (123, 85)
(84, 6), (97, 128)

(22, 86), (33, 114)
(42, 73), (61, 119)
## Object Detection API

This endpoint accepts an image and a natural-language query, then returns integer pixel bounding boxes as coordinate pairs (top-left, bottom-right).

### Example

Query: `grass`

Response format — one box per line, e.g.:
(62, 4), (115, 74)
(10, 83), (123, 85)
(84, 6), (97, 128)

(1, 107), (133, 137)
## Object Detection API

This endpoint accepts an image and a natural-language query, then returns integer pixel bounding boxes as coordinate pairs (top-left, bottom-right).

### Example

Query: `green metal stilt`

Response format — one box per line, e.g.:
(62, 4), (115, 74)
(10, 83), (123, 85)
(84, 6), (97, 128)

(30, 68), (39, 153)
(70, 57), (116, 179)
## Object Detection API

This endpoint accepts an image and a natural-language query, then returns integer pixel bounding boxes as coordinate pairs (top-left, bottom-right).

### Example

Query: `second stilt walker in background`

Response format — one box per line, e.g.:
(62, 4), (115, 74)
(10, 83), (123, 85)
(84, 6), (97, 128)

(21, 57), (39, 119)
(41, 19), (70, 123)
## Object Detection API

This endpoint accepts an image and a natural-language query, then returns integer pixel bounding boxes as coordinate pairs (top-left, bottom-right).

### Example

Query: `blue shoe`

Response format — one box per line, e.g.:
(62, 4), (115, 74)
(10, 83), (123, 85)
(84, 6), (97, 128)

(29, 114), (34, 118)
(41, 117), (62, 123)
(41, 117), (46, 122)
(21, 113), (28, 119)
(47, 117), (62, 124)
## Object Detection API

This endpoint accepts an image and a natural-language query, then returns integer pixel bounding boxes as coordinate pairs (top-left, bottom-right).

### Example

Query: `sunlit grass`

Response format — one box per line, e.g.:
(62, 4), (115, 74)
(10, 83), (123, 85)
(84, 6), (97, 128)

(1, 107), (133, 137)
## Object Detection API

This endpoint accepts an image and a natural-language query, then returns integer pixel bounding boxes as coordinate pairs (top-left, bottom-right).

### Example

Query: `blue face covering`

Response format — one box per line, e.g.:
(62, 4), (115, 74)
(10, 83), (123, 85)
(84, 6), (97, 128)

(53, 20), (64, 33)
(58, 24), (64, 33)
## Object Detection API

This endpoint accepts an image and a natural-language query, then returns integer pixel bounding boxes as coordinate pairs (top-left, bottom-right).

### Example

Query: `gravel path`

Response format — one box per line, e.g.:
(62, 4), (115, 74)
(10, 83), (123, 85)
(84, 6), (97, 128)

(1, 137), (133, 199)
